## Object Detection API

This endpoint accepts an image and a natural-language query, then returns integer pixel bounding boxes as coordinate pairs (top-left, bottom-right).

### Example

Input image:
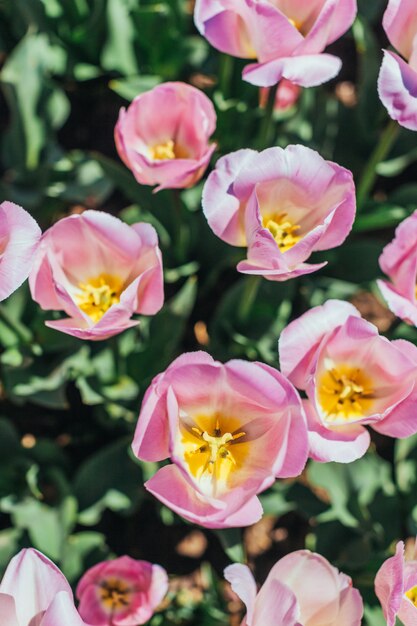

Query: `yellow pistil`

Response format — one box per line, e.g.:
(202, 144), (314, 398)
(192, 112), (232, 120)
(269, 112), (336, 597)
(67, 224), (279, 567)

(318, 362), (374, 422)
(99, 578), (132, 611)
(406, 585), (417, 606)
(76, 273), (123, 323)
(262, 212), (302, 252)
(181, 416), (247, 491)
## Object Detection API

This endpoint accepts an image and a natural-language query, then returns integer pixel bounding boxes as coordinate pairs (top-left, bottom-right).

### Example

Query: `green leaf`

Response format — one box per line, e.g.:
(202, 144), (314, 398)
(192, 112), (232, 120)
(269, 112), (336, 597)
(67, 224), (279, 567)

(0, 32), (69, 170)
(101, 0), (139, 76)
(214, 528), (245, 563)
(109, 75), (162, 101)
(61, 531), (108, 582)
(1, 497), (76, 561)
(376, 147), (417, 177)
(353, 205), (409, 232)
(73, 437), (143, 517)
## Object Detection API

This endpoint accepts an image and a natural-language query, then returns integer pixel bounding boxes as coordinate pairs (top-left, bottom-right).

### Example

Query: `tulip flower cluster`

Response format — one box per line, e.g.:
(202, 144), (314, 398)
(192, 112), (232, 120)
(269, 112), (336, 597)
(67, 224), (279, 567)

(0, 548), (168, 626)
(194, 0), (357, 88)
(5, 0), (417, 621)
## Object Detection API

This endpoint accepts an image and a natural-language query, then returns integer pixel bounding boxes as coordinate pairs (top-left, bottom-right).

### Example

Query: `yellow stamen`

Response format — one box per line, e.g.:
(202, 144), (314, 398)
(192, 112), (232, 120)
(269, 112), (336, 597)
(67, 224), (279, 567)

(99, 578), (132, 611)
(181, 414), (248, 492)
(318, 363), (374, 423)
(406, 585), (417, 606)
(76, 273), (123, 323)
(262, 212), (302, 252)
(149, 139), (177, 160)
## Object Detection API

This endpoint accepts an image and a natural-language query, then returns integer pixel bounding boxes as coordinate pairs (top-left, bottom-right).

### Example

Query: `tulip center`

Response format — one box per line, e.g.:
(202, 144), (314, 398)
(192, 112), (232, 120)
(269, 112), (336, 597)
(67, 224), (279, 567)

(181, 416), (247, 493)
(99, 577), (132, 612)
(76, 274), (123, 323)
(150, 139), (177, 160)
(262, 212), (302, 252)
(406, 585), (417, 606)
(288, 18), (302, 30)
(317, 361), (374, 423)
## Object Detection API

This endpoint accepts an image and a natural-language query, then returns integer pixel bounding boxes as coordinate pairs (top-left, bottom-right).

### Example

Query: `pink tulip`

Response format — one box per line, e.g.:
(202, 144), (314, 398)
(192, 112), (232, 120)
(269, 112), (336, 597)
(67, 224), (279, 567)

(76, 556), (168, 626)
(378, 0), (417, 130)
(375, 540), (417, 626)
(132, 351), (308, 528)
(195, 0), (357, 88)
(225, 550), (363, 626)
(29, 210), (164, 341)
(378, 210), (417, 325)
(202, 145), (356, 281)
(260, 79), (302, 111)
(0, 201), (41, 301)
(115, 82), (216, 191)
(279, 300), (417, 463)
(0, 548), (87, 626)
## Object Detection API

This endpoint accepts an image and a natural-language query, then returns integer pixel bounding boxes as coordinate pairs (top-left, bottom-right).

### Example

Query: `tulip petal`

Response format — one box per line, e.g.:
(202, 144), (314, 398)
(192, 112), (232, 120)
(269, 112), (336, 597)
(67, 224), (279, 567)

(0, 201), (41, 301)
(0, 549), (73, 626)
(0, 593), (19, 626)
(375, 542), (405, 626)
(243, 53), (342, 88)
(278, 300), (360, 389)
(224, 564), (257, 626)
(40, 592), (86, 626)
(304, 400), (371, 463)
(378, 50), (417, 131)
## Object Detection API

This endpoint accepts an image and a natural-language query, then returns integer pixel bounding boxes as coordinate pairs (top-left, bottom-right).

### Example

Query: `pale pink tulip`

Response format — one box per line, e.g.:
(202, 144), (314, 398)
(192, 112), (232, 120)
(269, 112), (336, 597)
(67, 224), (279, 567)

(0, 201), (41, 301)
(115, 82), (216, 191)
(202, 146), (356, 281)
(279, 300), (417, 462)
(225, 550), (363, 626)
(195, 0), (357, 87)
(378, 0), (417, 130)
(378, 210), (417, 325)
(76, 556), (168, 626)
(0, 548), (86, 626)
(375, 540), (417, 626)
(132, 351), (308, 528)
(29, 210), (164, 341)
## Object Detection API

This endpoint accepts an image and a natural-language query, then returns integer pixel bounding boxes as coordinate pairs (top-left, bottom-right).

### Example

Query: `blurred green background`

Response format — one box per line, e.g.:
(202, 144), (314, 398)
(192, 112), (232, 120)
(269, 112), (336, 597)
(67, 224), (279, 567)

(1, 1), (417, 624)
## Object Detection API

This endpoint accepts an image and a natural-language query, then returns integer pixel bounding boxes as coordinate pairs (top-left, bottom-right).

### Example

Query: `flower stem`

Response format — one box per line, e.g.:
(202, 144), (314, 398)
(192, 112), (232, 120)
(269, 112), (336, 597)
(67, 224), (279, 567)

(238, 275), (262, 324)
(171, 189), (186, 263)
(258, 83), (278, 148)
(356, 119), (399, 210)
(219, 54), (234, 99)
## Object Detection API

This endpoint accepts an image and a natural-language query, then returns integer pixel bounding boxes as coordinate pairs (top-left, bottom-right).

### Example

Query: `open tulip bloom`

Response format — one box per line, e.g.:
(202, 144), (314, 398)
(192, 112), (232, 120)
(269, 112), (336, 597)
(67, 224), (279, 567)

(0, 201), (41, 302)
(202, 145), (356, 281)
(378, 210), (417, 326)
(194, 0), (357, 87)
(375, 540), (417, 626)
(0, 548), (86, 626)
(29, 210), (164, 341)
(76, 556), (168, 626)
(279, 299), (417, 463)
(115, 82), (216, 191)
(132, 351), (309, 528)
(378, 0), (417, 130)
(225, 550), (363, 626)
